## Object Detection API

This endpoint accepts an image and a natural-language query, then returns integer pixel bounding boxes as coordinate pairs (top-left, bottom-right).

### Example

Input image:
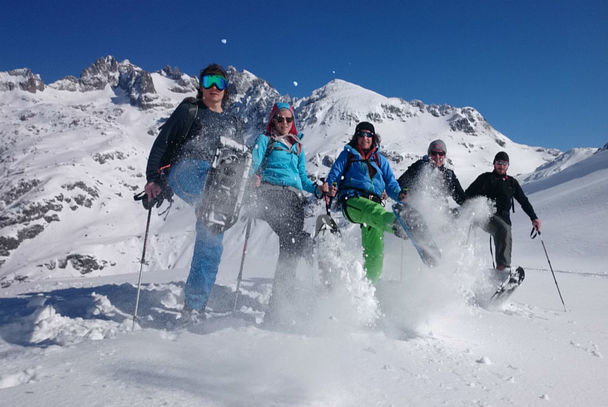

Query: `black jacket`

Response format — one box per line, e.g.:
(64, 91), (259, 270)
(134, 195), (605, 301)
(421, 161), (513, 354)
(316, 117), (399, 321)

(397, 157), (466, 205)
(465, 170), (537, 225)
(146, 98), (243, 184)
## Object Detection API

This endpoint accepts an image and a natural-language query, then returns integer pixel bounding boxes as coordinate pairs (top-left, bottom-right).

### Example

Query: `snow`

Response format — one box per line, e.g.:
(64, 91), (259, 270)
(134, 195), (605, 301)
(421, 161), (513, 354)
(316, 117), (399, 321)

(0, 150), (606, 406)
(1, 64), (607, 406)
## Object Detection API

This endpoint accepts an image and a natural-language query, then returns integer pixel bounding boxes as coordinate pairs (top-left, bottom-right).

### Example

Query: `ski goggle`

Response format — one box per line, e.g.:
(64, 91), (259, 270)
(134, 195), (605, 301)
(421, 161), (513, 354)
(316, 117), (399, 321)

(200, 74), (227, 91)
(430, 150), (445, 156)
(356, 131), (374, 138)
(273, 116), (293, 123)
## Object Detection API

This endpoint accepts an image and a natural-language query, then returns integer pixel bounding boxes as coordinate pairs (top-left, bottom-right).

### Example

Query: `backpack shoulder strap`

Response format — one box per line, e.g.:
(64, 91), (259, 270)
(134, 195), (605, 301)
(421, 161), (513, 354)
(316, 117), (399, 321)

(373, 151), (381, 168)
(343, 151), (357, 176)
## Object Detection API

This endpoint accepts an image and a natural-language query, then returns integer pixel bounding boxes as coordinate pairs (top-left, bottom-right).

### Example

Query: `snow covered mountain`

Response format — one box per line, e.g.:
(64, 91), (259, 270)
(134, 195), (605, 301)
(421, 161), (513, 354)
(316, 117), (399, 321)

(1, 56), (607, 407)
(0, 55), (590, 286)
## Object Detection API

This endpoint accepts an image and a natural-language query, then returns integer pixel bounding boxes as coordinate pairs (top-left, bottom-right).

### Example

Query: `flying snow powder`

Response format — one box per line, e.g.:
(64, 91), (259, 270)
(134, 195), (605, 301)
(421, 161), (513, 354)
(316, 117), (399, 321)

(221, 39), (228, 44)
(293, 81), (298, 87)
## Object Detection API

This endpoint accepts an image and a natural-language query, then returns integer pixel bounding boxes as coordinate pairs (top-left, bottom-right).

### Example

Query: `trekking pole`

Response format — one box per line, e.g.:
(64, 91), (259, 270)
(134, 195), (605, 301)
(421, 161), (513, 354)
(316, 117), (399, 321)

(531, 228), (567, 312)
(489, 236), (496, 269)
(325, 195), (332, 216)
(400, 241), (405, 282)
(132, 206), (153, 330)
(233, 217), (253, 313)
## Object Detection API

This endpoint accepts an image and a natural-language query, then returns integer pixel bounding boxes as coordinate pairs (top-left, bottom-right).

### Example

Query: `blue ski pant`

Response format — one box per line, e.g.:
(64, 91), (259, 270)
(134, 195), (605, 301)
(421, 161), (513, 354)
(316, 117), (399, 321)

(168, 159), (224, 311)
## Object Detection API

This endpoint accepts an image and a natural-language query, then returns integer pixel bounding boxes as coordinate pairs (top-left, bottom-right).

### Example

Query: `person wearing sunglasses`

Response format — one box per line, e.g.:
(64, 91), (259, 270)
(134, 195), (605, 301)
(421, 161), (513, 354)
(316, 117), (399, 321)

(250, 102), (319, 325)
(321, 122), (408, 282)
(465, 151), (542, 274)
(144, 63), (244, 323)
(397, 139), (465, 212)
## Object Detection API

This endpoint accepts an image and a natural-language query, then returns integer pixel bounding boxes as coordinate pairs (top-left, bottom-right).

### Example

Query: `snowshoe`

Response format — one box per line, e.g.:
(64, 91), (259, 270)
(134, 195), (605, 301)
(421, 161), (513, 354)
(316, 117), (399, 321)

(490, 266), (525, 304)
(392, 202), (441, 267)
(197, 137), (252, 234)
(314, 216), (340, 287)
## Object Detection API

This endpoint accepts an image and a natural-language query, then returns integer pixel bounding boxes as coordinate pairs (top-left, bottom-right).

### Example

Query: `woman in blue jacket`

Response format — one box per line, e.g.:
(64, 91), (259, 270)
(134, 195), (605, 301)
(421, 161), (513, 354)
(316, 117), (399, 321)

(322, 122), (406, 282)
(250, 102), (318, 323)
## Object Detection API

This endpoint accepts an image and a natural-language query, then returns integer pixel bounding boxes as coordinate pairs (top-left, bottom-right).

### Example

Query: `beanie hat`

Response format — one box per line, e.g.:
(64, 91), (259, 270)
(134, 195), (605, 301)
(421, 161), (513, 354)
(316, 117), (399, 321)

(428, 139), (447, 155)
(355, 121), (375, 134)
(493, 151), (510, 163)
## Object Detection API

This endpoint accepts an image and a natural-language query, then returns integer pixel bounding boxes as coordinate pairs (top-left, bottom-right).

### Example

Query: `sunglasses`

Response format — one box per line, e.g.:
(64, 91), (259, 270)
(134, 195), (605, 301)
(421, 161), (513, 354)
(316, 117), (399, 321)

(356, 131), (374, 138)
(430, 150), (445, 157)
(201, 74), (227, 91)
(274, 116), (293, 123)
(494, 160), (509, 166)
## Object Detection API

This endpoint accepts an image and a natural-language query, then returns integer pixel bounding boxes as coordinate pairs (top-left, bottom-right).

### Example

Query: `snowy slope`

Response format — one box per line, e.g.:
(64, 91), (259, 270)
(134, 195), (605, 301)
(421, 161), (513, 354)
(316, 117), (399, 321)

(0, 145), (606, 406)
(513, 148), (608, 274)
(522, 147), (598, 184)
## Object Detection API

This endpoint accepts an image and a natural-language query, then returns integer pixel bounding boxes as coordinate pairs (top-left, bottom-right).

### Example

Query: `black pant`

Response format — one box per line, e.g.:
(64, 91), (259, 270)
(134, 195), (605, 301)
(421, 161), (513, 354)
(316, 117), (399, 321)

(482, 215), (512, 268)
(255, 186), (312, 317)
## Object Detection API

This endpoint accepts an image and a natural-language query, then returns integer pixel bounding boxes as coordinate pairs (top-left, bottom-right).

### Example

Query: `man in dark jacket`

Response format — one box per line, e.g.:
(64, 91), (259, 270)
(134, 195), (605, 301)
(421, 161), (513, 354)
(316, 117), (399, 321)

(397, 139), (465, 209)
(465, 151), (541, 271)
(144, 64), (244, 323)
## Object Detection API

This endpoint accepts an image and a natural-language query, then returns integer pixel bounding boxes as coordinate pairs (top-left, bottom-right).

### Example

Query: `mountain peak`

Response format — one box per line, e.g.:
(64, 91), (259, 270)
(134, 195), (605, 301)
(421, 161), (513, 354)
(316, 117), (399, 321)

(0, 68), (45, 93)
(45, 55), (162, 109)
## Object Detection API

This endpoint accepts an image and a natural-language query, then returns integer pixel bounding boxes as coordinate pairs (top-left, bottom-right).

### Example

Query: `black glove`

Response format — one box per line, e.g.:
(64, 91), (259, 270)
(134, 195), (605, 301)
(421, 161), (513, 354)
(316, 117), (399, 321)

(134, 187), (173, 210)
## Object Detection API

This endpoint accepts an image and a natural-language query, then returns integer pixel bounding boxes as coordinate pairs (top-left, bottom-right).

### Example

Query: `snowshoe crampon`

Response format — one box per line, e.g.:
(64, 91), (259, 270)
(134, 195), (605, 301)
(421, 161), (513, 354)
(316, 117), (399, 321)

(197, 137), (252, 234)
(315, 214), (338, 237)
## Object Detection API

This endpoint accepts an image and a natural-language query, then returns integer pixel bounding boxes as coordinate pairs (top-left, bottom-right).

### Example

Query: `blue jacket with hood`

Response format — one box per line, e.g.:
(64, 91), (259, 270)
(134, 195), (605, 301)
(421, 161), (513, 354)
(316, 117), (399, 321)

(326, 144), (402, 202)
(251, 133), (316, 193)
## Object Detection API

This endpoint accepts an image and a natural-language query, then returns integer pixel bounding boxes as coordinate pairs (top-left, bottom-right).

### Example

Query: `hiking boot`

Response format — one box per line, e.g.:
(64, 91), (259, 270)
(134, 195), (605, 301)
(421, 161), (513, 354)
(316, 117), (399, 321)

(510, 266), (525, 285)
(392, 220), (409, 240)
(494, 266), (524, 286)
(178, 306), (205, 326)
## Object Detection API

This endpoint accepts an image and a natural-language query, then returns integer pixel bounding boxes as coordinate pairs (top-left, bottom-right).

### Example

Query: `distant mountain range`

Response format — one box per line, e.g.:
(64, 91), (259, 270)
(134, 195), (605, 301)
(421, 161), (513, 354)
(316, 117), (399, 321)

(0, 56), (599, 284)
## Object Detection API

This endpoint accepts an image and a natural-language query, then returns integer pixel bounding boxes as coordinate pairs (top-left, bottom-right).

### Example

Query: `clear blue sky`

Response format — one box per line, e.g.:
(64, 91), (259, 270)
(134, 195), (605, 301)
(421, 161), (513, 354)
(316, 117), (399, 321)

(2, 0), (606, 150)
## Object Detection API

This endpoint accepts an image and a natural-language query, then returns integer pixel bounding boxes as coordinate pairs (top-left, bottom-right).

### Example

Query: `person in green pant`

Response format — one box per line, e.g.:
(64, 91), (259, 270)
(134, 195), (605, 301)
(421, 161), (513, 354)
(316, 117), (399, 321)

(321, 122), (407, 281)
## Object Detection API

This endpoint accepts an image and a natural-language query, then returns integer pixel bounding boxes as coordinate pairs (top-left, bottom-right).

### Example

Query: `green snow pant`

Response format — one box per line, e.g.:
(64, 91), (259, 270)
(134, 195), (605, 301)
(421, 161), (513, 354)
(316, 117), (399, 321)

(343, 197), (397, 282)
